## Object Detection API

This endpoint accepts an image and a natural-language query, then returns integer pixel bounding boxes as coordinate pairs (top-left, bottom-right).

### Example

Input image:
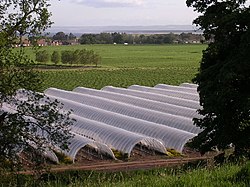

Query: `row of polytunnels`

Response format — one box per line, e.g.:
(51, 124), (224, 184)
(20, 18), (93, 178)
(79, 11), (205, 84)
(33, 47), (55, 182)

(1, 83), (202, 163)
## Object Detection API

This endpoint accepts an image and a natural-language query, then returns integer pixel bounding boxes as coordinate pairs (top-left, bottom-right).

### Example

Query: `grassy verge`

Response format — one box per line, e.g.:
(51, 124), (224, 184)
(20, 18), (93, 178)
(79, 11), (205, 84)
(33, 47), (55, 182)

(1, 161), (249, 187)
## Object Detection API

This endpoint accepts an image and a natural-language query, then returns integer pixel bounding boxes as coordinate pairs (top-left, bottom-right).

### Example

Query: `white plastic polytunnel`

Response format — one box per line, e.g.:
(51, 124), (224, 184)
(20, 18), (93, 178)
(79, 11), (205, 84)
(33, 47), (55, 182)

(42, 149), (59, 163)
(63, 133), (116, 162)
(1, 105), (60, 163)
(70, 114), (166, 157)
(73, 87), (201, 119)
(179, 83), (198, 89)
(43, 95), (198, 152)
(154, 84), (198, 94)
(102, 86), (201, 109)
(44, 88), (202, 134)
(128, 85), (199, 102)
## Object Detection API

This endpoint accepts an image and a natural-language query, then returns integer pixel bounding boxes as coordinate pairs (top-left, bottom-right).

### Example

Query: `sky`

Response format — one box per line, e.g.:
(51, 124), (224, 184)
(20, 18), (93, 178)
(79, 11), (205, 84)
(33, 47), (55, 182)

(49, 0), (199, 26)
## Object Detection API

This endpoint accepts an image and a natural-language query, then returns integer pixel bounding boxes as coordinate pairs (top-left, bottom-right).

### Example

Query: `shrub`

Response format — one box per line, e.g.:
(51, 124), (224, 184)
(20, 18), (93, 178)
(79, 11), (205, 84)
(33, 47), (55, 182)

(61, 50), (75, 65)
(51, 51), (61, 64)
(234, 162), (250, 184)
(35, 50), (50, 63)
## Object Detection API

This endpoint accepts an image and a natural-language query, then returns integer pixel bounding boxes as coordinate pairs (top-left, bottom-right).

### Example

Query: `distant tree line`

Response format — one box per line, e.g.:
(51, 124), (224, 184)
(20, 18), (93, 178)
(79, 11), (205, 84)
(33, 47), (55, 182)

(35, 49), (101, 66)
(52, 32), (77, 45)
(79, 32), (204, 45)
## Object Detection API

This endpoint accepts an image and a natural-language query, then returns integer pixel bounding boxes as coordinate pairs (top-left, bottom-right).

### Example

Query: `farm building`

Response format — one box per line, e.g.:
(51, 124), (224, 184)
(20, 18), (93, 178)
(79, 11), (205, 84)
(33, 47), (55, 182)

(1, 83), (202, 163)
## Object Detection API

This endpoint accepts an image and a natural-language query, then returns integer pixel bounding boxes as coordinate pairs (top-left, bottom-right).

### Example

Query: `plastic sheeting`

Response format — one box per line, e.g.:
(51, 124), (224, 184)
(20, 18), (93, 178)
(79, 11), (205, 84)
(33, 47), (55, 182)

(179, 83), (198, 89)
(63, 133), (116, 162)
(71, 114), (166, 156)
(102, 86), (200, 109)
(128, 85), (199, 102)
(1, 105), (59, 163)
(45, 88), (202, 134)
(43, 95), (197, 152)
(154, 84), (198, 94)
(73, 87), (201, 119)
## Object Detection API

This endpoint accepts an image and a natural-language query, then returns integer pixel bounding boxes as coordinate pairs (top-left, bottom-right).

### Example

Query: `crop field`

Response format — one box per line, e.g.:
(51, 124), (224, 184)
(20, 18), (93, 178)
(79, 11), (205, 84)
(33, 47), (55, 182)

(26, 44), (207, 91)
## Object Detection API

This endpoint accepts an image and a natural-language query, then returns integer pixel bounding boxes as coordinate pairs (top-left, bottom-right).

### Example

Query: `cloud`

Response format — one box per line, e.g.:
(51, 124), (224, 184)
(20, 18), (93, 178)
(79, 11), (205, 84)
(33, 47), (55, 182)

(71, 0), (145, 8)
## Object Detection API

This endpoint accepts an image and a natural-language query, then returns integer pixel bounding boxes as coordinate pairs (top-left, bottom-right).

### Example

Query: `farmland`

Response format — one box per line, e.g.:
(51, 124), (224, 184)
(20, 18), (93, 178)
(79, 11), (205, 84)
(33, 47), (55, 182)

(24, 44), (207, 91)
(3, 44), (250, 186)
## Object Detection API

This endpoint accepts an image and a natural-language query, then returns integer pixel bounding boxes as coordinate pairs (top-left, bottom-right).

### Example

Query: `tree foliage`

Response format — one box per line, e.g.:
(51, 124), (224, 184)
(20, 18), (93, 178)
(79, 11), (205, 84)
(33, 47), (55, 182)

(187, 0), (250, 156)
(35, 50), (50, 63)
(51, 51), (61, 64)
(0, 0), (74, 169)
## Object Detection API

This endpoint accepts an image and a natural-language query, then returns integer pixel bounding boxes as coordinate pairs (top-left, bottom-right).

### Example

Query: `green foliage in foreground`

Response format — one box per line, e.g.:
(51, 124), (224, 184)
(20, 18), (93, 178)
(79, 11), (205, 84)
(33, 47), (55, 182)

(1, 162), (249, 187)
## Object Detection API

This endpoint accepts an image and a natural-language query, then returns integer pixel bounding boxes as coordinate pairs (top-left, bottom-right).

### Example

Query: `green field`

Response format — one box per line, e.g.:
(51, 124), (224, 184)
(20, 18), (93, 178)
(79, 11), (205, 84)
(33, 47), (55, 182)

(26, 44), (206, 91)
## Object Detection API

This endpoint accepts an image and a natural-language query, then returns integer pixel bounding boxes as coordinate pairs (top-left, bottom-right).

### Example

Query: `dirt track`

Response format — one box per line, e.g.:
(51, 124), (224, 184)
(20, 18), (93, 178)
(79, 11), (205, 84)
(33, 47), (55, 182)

(20, 157), (211, 174)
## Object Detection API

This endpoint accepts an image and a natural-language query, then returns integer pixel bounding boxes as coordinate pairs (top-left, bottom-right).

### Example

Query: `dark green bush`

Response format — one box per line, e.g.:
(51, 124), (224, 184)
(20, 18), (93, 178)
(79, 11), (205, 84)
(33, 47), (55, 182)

(35, 50), (50, 63)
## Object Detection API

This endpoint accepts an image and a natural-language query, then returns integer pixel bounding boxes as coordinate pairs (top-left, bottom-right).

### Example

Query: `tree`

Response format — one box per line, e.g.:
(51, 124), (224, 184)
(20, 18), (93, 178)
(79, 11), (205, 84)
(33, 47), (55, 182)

(52, 32), (68, 41)
(51, 51), (61, 65)
(187, 0), (250, 156)
(79, 34), (97, 44)
(0, 0), (74, 170)
(35, 50), (50, 63)
(61, 50), (75, 65)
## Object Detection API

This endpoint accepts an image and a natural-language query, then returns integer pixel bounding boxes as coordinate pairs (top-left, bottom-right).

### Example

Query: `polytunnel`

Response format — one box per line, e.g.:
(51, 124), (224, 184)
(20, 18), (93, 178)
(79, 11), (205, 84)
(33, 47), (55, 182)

(44, 88), (202, 134)
(102, 86), (201, 109)
(154, 84), (198, 94)
(44, 95), (197, 152)
(179, 83), (198, 89)
(128, 85), (199, 102)
(73, 87), (201, 119)
(0, 104), (59, 163)
(63, 133), (116, 162)
(70, 114), (167, 157)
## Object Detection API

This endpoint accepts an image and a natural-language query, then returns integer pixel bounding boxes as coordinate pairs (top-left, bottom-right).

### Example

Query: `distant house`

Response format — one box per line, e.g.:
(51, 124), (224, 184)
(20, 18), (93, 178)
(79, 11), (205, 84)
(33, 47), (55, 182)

(37, 39), (47, 46)
(50, 40), (62, 46)
(21, 39), (30, 47)
(67, 39), (79, 45)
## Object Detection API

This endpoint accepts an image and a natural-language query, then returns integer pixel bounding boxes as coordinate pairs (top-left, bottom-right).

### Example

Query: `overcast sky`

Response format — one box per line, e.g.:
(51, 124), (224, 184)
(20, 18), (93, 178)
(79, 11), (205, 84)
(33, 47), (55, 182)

(49, 0), (199, 26)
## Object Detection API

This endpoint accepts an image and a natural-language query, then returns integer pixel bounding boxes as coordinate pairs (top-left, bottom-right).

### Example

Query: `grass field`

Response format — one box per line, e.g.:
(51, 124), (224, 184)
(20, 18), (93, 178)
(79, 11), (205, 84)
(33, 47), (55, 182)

(24, 44), (207, 91)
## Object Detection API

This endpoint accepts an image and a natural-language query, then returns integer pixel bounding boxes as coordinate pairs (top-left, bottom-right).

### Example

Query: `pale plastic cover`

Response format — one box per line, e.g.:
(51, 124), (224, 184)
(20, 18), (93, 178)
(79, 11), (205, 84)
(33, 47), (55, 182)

(71, 114), (166, 156)
(44, 88), (202, 134)
(154, 84), (198, 94)
(102, 86), (200, 109)
(63, 133), (116, 162)
(1, 105), (59, 163)
(179, 83), (198, 88)
(44, 95), (198, 152)
(73, 87), (201, 119)
(128, 85), (199, 102)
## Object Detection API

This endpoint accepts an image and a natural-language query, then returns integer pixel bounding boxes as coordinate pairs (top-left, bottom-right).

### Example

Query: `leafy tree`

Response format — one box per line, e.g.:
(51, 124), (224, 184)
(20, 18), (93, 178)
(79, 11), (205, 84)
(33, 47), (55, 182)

(112, 32), (125, 44)
(79, 34), (97, 44)
(187, 0), (250, 156)
(35, 50), (50, 63)
(52, 32), (68, 41)
(68, 33), (76, 40)
(0, 0), (74, 170)
(51, 51), (61, 64)
(61, 50), (75, 65)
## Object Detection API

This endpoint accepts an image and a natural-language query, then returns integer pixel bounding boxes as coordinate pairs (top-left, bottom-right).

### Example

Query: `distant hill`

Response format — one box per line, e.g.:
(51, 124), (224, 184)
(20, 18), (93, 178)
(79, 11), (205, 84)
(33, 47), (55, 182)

(46, 25), (203, 36)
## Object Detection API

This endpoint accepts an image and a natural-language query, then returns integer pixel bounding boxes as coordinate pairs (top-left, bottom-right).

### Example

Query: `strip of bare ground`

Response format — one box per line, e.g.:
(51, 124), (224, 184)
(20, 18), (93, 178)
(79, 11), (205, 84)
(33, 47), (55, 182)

(19, 156), (212, 175)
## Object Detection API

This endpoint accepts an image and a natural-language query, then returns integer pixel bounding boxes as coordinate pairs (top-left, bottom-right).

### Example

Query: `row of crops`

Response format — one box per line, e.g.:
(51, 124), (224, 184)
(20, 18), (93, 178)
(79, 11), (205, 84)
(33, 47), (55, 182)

(39, 68), (197, 92)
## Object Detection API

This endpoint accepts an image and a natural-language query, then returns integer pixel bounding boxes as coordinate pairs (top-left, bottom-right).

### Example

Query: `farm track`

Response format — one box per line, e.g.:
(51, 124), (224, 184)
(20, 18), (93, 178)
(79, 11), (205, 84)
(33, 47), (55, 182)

(19, 157), (211, 174)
